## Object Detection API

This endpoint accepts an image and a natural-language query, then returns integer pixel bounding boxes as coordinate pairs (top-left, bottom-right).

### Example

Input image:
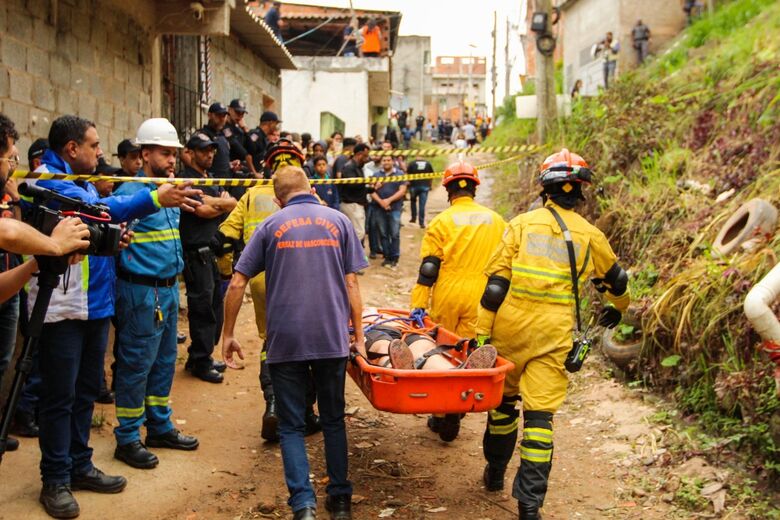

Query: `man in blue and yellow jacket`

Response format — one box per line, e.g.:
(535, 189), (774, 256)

(28, 115), (201, 519)
(112, 119), (206, 470)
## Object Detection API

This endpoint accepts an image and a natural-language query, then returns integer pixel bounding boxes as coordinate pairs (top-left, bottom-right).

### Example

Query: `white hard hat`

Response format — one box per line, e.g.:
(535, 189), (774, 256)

(134, 118), (183, 148)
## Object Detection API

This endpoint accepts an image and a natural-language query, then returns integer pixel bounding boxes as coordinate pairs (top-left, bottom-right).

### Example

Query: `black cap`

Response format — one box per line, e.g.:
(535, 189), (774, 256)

(260, 111), (281, 123)
(28, 138), (48, 164)
(229, 99), (247, 113)
(208, 102), (228, 114)
(186, 132), (218, 150)
(95, 157), (121, 175)
(116, 138), (141, 157)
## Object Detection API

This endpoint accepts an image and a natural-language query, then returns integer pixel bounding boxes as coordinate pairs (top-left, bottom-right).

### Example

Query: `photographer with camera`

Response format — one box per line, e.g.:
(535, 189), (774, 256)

(112, 119), (204, 471)
(25, 115), (202, 519)
(0, 115), (91, 455)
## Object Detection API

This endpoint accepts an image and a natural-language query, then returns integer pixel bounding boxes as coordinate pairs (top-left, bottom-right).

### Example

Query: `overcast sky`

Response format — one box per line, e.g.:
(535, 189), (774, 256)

(286, 0), (528, 105)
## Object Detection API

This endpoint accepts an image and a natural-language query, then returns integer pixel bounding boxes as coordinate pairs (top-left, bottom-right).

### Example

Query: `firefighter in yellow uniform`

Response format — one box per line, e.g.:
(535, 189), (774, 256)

(475, 149), (630, 519)
(217, 139), (320, 441)
(409, 161), (507, 442)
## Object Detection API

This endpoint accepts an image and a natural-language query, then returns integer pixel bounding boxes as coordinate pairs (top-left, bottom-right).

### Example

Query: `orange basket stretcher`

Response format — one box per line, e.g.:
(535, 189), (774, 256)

(347, 309), (515, 415)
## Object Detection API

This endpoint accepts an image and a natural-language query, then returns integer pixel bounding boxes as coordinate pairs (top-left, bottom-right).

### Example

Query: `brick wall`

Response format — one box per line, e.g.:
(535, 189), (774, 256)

(0, 0), (155, 168)
(210, 34), (281, 119)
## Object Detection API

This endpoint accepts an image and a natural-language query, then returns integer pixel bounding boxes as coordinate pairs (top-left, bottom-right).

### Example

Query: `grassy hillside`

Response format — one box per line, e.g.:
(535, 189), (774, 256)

(486, 0), (780, 487)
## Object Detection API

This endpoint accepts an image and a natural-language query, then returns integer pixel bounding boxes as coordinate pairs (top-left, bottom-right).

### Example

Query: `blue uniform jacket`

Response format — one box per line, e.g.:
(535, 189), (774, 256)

(29, 150), (160, 322)
(115, 175), (183, 279)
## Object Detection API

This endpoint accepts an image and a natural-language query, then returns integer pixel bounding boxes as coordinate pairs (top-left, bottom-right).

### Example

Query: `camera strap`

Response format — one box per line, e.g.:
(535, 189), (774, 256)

(546, 206), (582, 333)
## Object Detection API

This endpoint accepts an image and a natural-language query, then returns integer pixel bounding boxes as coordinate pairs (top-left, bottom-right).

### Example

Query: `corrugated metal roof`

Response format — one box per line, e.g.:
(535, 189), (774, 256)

(231, 0), (297, 70)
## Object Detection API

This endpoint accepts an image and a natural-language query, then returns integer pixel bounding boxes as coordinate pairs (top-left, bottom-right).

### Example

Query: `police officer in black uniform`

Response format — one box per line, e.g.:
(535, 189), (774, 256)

(223, 99), (258, 199)
(180, 132), (238, 383)
(248, 111), (281, 177)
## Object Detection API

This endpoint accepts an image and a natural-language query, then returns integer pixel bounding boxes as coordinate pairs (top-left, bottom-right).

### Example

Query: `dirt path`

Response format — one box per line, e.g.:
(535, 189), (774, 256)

(0, 158), (673, 520)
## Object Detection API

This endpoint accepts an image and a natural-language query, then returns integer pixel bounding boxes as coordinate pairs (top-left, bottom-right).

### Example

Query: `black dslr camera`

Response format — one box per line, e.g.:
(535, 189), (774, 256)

(19, 183), (122, 256)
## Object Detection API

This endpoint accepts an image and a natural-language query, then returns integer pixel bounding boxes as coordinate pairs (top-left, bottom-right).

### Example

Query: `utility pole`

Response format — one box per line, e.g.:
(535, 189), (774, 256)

(535, 0), (557, 141)
(504, 17), (511, 103)
(491, 11), (497, 124)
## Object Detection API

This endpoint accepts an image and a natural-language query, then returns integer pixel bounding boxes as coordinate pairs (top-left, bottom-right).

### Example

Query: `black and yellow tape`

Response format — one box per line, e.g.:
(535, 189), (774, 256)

(10, 147), (543, 187)
(367, 143), (539, 157)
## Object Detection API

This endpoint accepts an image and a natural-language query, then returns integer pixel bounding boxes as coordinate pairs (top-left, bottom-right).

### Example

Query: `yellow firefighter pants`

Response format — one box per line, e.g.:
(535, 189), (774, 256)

(249, 274), (267, 340)
(429, 272), (484, 338)
(490, 298), (571, 413)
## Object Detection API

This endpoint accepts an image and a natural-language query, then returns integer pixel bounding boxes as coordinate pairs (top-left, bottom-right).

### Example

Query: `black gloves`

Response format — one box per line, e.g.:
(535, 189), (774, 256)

(598, 306), (622, 329)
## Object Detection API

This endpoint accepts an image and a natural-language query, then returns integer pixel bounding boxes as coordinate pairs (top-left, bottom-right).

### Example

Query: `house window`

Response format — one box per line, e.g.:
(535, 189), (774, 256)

(440, 57), (455, 65)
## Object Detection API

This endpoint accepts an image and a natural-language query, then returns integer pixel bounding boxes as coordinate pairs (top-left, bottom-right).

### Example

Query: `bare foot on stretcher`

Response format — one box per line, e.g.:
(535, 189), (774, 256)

(364, 323), (497, 370)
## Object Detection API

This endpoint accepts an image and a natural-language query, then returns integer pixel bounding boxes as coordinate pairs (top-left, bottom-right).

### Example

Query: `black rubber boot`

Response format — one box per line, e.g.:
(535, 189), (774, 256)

(261, 397), (279, 442)
(483, 463), (506, 491)
(513, 411), (554, 516)
(483, 395), (521, 474)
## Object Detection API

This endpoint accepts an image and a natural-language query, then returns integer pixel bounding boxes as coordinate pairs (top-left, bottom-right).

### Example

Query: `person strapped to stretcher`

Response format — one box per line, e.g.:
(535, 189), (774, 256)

(359, 308), (497, 371)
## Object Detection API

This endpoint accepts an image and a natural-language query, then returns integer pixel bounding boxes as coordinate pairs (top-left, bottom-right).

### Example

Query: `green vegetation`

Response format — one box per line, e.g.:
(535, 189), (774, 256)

(489, 0), (780, 490)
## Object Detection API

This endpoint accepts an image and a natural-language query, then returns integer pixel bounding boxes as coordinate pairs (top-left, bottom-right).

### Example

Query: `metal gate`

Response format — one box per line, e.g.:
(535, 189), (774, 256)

(161, 35), (211, 141)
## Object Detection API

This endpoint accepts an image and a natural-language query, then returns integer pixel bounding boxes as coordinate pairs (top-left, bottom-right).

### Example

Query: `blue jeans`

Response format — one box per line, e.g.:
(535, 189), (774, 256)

(0, 293), (20, 386)
(114, 280), (178, 445)
(38, 318), (110, 484)
(375, 208), (401, 262)
(269, 357), (352, 512)
(409, 186), (430, 226)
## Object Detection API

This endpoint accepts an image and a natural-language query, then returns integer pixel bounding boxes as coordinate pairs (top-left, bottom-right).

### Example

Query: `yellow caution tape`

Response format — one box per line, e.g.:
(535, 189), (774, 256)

(11, 146), (544, 187)
(367, 143), (540, 157)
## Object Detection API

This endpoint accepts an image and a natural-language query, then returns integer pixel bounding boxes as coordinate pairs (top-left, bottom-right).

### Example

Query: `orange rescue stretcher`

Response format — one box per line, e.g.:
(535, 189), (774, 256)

(347, 309), (515, 414)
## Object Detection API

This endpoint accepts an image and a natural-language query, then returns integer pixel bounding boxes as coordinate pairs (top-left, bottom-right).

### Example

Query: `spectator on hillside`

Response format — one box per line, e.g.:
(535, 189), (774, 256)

(631, 20), (651, 65)
(401, 125), (414, 149)
(683, 0), (703, 25)
(415, 113), (425, 140)
(360, 18), (382, 57)
(462, 120), (478, 147)
(592, 32), (620, 89)
(264, 1), (282, 40)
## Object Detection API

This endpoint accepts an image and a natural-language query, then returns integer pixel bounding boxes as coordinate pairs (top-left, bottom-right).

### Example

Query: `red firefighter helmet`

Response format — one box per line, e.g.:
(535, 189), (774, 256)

(538, 148), (593, 187)
(442, 161), (480, 187)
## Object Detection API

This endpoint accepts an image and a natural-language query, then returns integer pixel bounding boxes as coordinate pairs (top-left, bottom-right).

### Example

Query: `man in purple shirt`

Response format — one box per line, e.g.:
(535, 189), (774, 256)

(222, 166), (368, 520)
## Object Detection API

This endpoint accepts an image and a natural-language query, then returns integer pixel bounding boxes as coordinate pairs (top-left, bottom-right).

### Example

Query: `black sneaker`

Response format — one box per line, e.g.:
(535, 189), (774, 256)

(114, 440), (159, 469)
(70, 467), (127, 493)
(325, 494), (352, 520)
(177, 333), (187, 344)
(146, 428), (199, 450)
(39, 483), (79, 519)
(13, 410), (39, 437)
(483, 463), (505, 491)
(368, 253), (377, 260)
(212, 360), (227, 373)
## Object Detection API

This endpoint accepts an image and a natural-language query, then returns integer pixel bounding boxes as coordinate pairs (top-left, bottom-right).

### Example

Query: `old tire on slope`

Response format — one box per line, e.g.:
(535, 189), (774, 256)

(712, 198), (777, 256)
(601, 328), (642, 370)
